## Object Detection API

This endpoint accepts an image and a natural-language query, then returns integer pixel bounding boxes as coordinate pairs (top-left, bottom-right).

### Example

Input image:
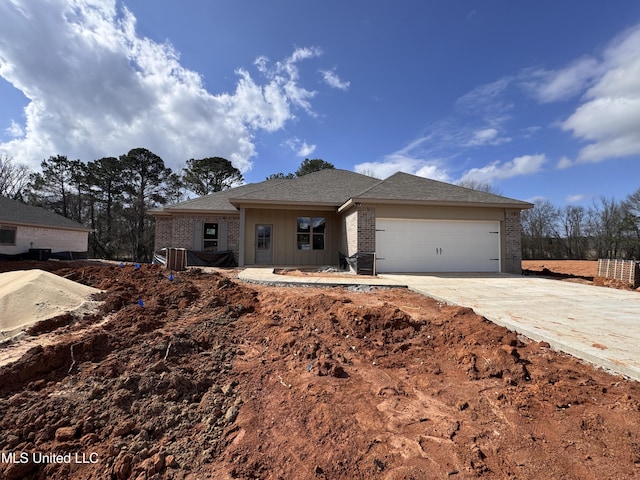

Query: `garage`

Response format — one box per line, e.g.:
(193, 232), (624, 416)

(375, 218), (500, 273)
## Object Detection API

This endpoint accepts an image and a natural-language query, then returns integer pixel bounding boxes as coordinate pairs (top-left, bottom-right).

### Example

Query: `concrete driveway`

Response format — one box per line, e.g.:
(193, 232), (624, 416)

(379, 273), (640, 382)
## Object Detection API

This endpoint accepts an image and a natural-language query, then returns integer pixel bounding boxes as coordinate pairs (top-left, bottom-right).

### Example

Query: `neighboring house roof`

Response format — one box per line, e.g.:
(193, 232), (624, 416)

(153, 169), (533, 214)
(0, 196), (90, 231)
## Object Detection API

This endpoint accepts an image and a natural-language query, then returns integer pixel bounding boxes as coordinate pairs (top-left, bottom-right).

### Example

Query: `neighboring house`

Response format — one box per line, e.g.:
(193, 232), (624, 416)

(152, 169), (534, 274)
(0, 196), (91, 259)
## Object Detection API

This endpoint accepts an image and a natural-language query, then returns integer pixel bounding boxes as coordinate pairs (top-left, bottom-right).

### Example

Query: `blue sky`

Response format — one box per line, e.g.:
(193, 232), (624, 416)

(1, 1), (640, 206)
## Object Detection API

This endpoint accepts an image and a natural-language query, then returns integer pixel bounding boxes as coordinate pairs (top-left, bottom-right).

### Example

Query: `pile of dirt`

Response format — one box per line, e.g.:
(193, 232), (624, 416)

(0, 260), (639, 479)
(0, 269), (102, 338)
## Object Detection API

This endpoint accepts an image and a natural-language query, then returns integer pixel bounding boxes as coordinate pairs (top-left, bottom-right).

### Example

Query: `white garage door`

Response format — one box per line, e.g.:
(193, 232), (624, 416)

(375, 219), (500, 273)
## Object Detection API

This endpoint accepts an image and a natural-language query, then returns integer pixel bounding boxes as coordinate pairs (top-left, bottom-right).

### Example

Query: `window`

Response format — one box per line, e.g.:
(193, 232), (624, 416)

(203, 223), (218, 251)
(0, 226), (16, 245)
(297, 217), (325, 250)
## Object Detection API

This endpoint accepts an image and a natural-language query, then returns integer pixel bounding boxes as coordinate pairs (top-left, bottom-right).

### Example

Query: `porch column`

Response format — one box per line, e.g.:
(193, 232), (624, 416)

(238, 207), (245, 267)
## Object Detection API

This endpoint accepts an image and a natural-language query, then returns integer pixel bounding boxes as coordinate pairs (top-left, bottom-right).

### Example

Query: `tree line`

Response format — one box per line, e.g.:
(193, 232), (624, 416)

(0, 153), (336, 262)
(521, 191), (640, 260)
(0, 151), (243, 262)
(7, 149), (636, 262)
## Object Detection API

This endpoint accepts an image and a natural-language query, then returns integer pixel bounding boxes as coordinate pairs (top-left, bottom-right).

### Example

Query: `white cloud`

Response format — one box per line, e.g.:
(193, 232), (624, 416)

(466, 127), (511, 146)
(523, 57), (601, 103)
(284, 138), (316, 157)
(354, 157), (450, 182)
(556, 156), (574, 169)
(321, 68), (350, 90)
(0, 0), (325, 173)
(564, 97), (640, 163)
(454, 78), (515, 149)
(355, 135), (452, 181)
(566, 193), (588, 203)
(459, 154), (547, 183)
(520, 125), (541, 138)
(354, 140), (451, 182)
(354, 157), (422, 180)
(470, 128), (497, 143)
(455, 76), (514, 121)
(556, 23), (640, 163)
(526, 195), (548, 204)
(254, 47), (322, 115)
(414, 164), (451, 182)
(6, 120), (24, 138)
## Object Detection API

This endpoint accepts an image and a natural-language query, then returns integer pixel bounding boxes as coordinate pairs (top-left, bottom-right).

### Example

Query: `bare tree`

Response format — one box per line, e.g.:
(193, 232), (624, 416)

(0, 154), (31, 199)
(520, 200), (560, 259)
(357, 168), (380, 179)
(623, 187), (640, 258)
(457, 179), (502, 195)
(587, 197), (628, 259)
(559, 205), (587, 259)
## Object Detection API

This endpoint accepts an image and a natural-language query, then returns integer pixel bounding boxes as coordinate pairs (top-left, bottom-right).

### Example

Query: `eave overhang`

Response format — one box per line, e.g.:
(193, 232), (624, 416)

(338, 197), (535, 213)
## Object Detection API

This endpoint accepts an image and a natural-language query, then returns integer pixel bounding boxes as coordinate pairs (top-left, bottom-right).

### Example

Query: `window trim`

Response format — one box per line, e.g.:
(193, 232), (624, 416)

(203, 222), (218, 251)
(0, 225), (17, 245)
(296, 216), (325, 251)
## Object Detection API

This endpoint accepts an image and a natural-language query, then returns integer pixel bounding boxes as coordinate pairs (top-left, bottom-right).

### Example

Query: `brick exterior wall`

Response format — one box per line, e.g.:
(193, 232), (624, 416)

(597, 259), (640, 288)
(154, 218), (173, 251)
(154, 215), (240, 263)
(504, 209), (522, 274)
(357, 205), (376, 253)
(227, 218), (240, 261)
(341, 206), (376, 255)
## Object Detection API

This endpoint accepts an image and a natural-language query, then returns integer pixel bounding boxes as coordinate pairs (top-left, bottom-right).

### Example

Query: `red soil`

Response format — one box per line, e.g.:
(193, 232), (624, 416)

(0, 260), (639, 479)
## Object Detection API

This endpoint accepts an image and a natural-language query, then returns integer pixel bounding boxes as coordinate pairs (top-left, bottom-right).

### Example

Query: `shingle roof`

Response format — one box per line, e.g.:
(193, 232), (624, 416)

(161, 179), (286, 212)
(0, 196), (90, 231)
(230, 169), (381, 206)
(352, 172), (533, 208)
(154, 169), (532, 214)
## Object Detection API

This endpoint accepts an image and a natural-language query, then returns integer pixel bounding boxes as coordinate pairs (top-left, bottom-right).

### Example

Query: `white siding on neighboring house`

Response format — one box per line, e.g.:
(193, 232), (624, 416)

(0, 225), (88, 255)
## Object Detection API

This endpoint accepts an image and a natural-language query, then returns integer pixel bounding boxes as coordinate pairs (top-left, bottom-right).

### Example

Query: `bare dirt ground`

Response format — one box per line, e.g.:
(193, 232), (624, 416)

(1, 260), (640, 479)
(522, 260), (639, 291)
(522, 260), (598, 278)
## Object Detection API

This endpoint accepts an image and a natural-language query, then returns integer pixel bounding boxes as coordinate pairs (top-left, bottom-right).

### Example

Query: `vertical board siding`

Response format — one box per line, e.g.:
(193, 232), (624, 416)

(244, 209), (340, 266)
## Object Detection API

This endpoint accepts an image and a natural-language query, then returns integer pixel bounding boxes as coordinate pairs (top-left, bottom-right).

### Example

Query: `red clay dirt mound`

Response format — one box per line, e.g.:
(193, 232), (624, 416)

(0, 261), (639, 479)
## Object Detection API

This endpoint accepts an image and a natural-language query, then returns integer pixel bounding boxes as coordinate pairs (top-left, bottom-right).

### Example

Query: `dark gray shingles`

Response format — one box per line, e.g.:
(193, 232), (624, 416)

(163, 179), (287, 211)
(354, 172), (533, 207)
(231, 169), (381, 205)
(156, 169), (532, 213)
(0, 196), (89, 230)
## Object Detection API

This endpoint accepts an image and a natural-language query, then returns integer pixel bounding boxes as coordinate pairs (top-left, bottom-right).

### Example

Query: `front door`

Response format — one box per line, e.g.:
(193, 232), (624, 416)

(255, 224), (273, 264)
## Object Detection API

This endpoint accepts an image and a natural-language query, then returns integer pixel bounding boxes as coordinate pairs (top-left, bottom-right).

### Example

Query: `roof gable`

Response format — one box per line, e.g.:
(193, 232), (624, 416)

(353, 172), (533, 208)
(0, 196), (90, 230)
